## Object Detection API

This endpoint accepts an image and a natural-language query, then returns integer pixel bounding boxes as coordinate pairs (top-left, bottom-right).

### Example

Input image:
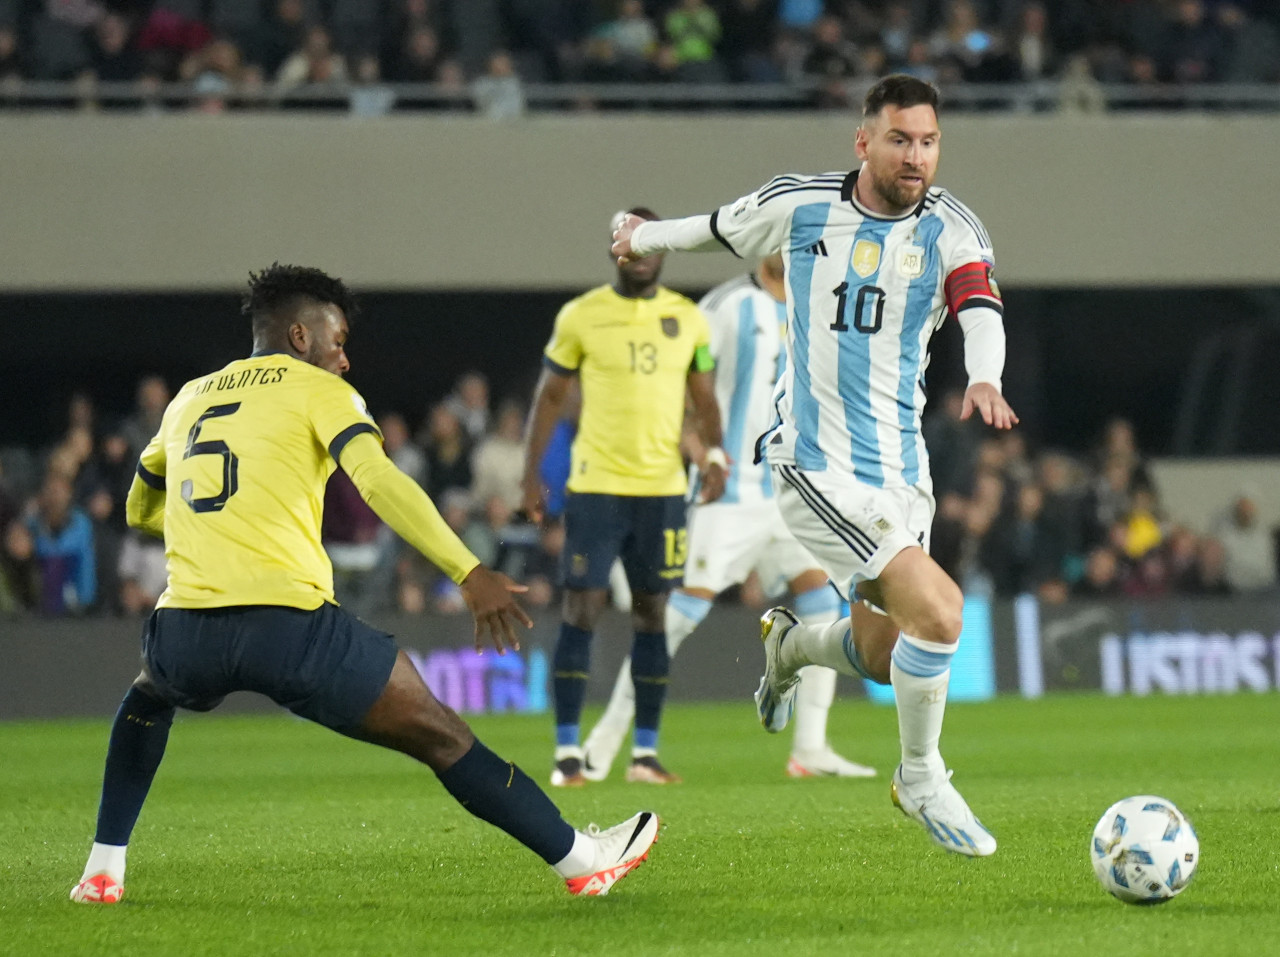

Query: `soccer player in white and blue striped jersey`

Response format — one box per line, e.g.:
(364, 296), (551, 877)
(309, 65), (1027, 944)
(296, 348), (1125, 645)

(581, 254), (875, 782)
(611, 75), (1017, 856)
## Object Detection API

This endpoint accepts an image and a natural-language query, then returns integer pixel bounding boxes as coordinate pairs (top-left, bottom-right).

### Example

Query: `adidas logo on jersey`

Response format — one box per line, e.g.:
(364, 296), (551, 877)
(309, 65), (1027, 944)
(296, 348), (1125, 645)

(805, 240), (829, 257)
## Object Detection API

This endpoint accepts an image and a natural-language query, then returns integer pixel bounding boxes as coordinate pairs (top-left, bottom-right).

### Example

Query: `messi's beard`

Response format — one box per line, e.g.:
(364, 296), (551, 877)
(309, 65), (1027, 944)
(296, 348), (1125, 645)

(868, 164), (931, 213)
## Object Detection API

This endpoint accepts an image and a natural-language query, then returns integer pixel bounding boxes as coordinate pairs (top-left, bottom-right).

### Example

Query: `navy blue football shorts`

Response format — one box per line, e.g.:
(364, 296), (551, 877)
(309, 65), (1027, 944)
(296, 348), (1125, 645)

(138, 603), (399, 733)
(562, 492), (688, 594)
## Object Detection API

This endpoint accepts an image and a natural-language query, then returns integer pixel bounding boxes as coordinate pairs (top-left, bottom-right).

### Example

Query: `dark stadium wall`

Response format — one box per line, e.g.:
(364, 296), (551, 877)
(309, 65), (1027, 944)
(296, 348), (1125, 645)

(1, 115), (1277, 291)
(5, 286), (1277, 456)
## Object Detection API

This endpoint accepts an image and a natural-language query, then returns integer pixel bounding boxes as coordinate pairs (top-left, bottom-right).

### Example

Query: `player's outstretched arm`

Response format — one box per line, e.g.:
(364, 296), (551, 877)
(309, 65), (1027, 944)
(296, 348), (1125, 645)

(686, 370), (727, 502)
(520, 367), (572, 524)
(338, 432), (532, 652)
(612, 212), (720, 265)
(960, 382), (1019, 431)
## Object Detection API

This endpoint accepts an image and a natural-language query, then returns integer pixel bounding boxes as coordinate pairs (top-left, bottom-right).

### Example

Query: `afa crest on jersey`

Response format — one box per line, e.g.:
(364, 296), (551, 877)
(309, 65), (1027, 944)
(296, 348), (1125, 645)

(852, 239), (881, 277)
(897, 246), (926, 279)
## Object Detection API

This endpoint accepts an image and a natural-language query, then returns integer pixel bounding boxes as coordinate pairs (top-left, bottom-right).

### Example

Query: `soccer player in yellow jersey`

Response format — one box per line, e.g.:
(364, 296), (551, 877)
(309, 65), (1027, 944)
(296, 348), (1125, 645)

(522, 208), (726, 787)
(70, 264), (659, 905)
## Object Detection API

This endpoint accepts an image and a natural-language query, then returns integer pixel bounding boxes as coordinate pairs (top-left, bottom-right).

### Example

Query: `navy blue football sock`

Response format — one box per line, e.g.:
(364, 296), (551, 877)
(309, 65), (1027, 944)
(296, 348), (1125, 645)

(631, 631), (669, 750)
(94, 686), (175, 846)
(437, 740), (575, 865)
(552, 624), (592, 744)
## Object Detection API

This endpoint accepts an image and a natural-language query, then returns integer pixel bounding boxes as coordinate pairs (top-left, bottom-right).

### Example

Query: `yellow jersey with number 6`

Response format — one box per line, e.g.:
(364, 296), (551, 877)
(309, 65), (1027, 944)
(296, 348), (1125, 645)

(136, 353), (382, 610)
(544, 284), (712, 496)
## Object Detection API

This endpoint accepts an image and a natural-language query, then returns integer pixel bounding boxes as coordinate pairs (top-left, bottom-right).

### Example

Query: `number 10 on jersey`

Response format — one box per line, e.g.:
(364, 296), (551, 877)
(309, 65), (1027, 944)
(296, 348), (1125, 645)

(830, 283), (885, 334)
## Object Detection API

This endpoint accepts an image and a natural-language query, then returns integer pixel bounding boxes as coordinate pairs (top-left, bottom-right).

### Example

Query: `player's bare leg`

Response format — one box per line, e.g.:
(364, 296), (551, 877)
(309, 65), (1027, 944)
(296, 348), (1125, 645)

(353, 651), (661, 893)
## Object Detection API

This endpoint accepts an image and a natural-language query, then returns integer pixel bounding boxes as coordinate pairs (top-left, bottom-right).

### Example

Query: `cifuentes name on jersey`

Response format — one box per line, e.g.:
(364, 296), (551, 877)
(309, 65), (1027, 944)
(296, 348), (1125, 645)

(710, 169), (1001, 490)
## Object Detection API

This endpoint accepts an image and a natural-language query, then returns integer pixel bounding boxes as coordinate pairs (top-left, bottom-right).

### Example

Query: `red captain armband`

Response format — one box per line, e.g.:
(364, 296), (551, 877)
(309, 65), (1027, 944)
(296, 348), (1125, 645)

(944, 261), (1003, 316)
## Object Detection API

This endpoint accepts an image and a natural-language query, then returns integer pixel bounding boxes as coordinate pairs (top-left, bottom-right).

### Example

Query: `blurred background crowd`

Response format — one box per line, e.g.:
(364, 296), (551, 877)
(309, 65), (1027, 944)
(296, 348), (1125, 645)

(0, 0), (1277, 115)
(3, 367), (1276, 621)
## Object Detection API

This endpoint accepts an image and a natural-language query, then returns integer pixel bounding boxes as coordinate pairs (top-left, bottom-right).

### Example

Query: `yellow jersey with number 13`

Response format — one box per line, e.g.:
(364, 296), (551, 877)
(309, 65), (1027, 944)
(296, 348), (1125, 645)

(543, 284), (713, 497)
(136, 353), (382, 610)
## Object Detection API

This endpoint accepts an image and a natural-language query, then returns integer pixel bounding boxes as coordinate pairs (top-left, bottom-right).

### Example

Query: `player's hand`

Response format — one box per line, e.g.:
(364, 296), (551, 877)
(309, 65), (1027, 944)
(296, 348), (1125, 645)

(960, 382), (1019, 430)
(520, 475), (546, 526)
(611, 212), (645, 265)
(459, 565), (533, 654)
(699, 462), (728, 503)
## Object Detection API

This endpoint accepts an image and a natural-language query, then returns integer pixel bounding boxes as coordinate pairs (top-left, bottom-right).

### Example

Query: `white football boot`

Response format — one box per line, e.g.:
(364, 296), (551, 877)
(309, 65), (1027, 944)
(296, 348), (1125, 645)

(563, 811), (660, 896)
(890, 765), (997, 857)
(787, 746), (878, 778)
(754, 607), (802, 733)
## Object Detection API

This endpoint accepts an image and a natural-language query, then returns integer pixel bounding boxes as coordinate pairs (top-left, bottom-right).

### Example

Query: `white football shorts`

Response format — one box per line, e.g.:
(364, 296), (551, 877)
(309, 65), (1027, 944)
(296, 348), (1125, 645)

(772, 464), (935, 602)
(683, 498), (818, 596)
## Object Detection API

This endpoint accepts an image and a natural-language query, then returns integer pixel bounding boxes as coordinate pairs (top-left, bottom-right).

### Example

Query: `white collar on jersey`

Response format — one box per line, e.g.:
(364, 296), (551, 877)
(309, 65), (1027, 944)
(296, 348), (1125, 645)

(842, 167), (928, 222)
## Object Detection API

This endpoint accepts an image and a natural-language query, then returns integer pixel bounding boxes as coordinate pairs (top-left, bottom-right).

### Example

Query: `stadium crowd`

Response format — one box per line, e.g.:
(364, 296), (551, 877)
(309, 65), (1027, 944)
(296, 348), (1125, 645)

(0, 1), (1276, 114)
(2, 369), (1276, 620)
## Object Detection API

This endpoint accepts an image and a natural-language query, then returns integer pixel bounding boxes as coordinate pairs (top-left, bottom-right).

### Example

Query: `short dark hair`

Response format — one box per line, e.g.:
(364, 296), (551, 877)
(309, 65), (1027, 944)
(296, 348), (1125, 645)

(626, 206), (659, 222)
(862, 74), (939, 118)
(242, 263), (358, 336)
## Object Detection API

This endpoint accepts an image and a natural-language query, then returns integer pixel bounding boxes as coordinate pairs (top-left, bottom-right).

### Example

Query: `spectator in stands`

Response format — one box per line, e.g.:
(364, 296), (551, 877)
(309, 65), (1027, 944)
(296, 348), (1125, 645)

(86, 13), (142, 84)
(929, 0), (995, 77)
(84, 484), (121, 615)
(1074, 545), (1123, 598)
(980, 480), (1067, 597)
(1217, 2), (1280, 83)
(1214, 492), (1277, 592)
(378, 412), (427, 486)
(586, 0), (658, 81)
(421, 402), (473, 501)
(1083, 454), (1135, 551)
(1036, 450), (1086, 581)
(1, 520), (38, 615)
(444, 371), (490, 443)
(1161, 0), (1225, 84)
(879, 2), (914, 69)
(470, 399), (526, 513)
(922, 388), (981, 499)
(1010, 1), (1055, 81)
(519, 520), (565, 609)
(26, 471), (96, 615)
(252, 0), (309, 76)
(121, 375), (168, 465)
(1191, 536), (1232, 596)
(277, 24), (347, 89)
(803, 14), (858, 80)
(390, 24), (443, 82)
(0, 25), (23, 85)
(184, 36), (250, 114)
(117, 529), (167, 615)
(322, 467), (384, 613)
(718, 0), (780, 82)
(472, 49), (526, 119)
(350, 53), (396, 116)
(665, 0), (724, 81)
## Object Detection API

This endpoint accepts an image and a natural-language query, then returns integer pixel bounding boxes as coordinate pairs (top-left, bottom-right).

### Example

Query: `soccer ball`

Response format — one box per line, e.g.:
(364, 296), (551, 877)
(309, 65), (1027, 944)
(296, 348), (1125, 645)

(1090, 795), (1199, 905)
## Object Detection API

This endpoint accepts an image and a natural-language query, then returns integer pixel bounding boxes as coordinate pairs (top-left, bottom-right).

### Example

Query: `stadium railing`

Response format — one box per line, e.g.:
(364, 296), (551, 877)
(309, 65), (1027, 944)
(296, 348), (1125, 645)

(2, 79), (1279, 112)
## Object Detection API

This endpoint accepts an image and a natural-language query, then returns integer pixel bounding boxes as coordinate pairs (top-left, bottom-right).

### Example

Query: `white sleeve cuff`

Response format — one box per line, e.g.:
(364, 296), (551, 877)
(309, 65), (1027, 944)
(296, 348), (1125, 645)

(957, 305), (1005, 391)
(631, 215), (718, 257)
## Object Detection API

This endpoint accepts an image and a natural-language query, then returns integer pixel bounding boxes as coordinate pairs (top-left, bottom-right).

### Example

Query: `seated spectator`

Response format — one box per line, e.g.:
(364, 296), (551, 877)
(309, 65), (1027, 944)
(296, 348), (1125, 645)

(802, 14), (857, 80)
(519, 520), (565, 609)
(378, 411), (426, 486)
(184, 36), (251, 113)
(276, 24), (347, 89)
(121, 374), (169, 466)
(472, 49), (525, 120)
(980, 481), (1067, 597)
(879, 1), (914, 69)
(1217, 2), (1280, 83)
(1161, 0), (1224, 84)
(421, 402), (473, 501)
(254, 0), (309, 77)
(665, 0), (724, 82)
(1074, 546), (1123, 598)
(719, 0), (781, 82)
(1214, 492), (1277, 592)
(470, 398), (526, 513)
(929, 0), (994, 77)
(26, 471), (96, 615)
(118, 529), (167, 615)
(84, 485), (122, 615)
(600, 0), (658, 72)
(86, 13), (143, 84)
(390, 24), (442, 82)
(0, 25), (23, 85)
(1191, 536), (1232, 596)
(443, 371), (490, 443)
(1011, 1), (1056, 81)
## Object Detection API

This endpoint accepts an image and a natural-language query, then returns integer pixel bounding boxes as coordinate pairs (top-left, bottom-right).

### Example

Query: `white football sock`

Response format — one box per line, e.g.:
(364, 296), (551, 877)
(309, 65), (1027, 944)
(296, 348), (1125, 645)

(82, 842), (127, 883)
(552, 830), (596, 877)
(890, 633), (955, 786)
(780, 618), (864, 677)
(791, 665), (837, 754)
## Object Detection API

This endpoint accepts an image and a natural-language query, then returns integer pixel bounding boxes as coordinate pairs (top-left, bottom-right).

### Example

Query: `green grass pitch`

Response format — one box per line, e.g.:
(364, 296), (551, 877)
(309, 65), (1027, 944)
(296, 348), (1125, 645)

(3, 693), (1278, 956)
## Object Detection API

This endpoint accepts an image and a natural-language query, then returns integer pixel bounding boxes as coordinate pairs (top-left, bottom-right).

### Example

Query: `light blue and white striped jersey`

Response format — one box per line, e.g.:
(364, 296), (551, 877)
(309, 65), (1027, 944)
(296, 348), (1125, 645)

(693, 274), (787, 505)
(709, 169), (1002, 490)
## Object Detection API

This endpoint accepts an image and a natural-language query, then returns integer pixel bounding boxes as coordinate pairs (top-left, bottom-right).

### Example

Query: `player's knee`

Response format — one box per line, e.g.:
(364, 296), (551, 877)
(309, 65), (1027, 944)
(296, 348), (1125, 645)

(862, 643), (893, 685)
(409, 703), (474, 767)
(630, 594), (664, 633)
(922, 590), (963, 645)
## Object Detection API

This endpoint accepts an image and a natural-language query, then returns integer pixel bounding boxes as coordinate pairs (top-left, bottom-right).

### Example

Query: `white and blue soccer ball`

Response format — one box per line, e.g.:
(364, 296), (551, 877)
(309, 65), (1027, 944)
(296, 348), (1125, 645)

(1091, 795), (1199, 905)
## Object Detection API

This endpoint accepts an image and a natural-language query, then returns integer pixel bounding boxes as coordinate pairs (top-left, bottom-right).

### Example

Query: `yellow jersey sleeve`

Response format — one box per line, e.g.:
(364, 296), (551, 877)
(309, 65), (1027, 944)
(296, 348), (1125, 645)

(543, 301), (584, 375)
(338, 432), (480, 584)
(306, 375), (383, 462)
(127, 427), (168, 538)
